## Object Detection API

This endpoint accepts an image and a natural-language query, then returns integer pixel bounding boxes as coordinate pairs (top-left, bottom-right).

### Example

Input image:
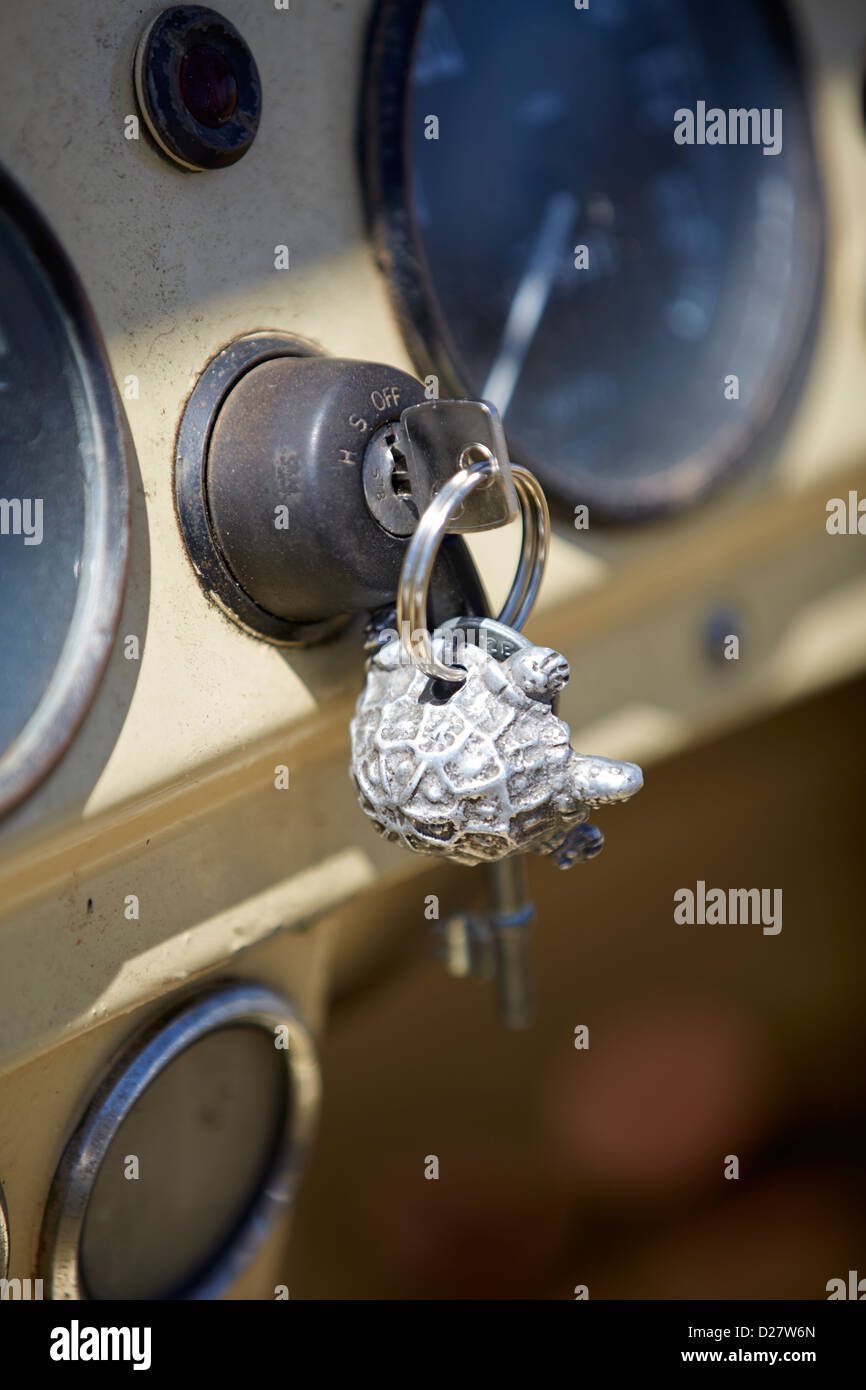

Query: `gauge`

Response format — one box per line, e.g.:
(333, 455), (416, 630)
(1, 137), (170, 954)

(0, 166), (130, 818)
(364, 0), (822, 518)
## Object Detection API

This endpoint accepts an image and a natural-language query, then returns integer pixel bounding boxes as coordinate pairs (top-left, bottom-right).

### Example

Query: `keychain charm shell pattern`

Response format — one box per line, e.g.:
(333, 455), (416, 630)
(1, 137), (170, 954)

(350, 624), (643, 868)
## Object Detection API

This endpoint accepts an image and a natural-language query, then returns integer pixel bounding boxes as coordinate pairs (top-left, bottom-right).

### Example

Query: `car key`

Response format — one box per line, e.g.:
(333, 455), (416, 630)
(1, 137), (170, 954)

(350, 401), (643, 1025)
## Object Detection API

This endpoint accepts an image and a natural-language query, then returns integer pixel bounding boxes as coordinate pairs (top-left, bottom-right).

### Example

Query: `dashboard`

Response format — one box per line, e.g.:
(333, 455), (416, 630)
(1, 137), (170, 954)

(0, 0), (864, 1305)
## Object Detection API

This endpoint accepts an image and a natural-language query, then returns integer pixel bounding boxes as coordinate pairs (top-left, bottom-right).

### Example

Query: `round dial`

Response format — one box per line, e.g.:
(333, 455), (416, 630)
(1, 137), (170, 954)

(0, 167), (129, 817)
(365, 0), (821, 517)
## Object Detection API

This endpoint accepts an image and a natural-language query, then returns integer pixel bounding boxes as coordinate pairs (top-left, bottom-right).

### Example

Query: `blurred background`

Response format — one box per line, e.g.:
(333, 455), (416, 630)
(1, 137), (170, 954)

(290, 672), (866, 1299)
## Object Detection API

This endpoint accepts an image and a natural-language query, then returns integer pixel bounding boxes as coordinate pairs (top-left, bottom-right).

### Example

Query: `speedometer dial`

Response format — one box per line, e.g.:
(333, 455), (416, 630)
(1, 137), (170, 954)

(0, 166), (130, 817)
(365, 0), (821, 518)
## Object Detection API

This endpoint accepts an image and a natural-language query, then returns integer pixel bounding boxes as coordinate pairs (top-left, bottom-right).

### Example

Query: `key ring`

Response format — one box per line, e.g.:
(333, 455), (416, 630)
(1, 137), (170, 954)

(396, 448), (550, 682)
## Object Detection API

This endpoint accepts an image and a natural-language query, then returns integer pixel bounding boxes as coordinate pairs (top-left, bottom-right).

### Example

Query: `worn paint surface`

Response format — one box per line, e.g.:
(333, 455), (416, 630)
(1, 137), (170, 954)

(0, 3), (864, 1297)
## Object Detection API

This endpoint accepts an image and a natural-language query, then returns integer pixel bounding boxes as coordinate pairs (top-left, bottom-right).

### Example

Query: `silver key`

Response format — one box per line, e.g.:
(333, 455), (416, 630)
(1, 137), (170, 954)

(363, 397), (519, 535)
(432, 856), (537, 1029)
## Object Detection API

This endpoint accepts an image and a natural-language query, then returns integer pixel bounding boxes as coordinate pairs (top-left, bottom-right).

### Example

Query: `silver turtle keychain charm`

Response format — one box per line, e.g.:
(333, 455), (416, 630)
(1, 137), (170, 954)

(350, 427), (643, 867)
(349, 400), (642, 1028)
(352, 615), (641, 867)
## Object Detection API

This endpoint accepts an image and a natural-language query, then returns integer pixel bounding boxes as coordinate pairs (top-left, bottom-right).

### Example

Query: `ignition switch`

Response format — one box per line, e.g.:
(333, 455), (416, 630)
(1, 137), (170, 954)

(174, 333), (485, 643)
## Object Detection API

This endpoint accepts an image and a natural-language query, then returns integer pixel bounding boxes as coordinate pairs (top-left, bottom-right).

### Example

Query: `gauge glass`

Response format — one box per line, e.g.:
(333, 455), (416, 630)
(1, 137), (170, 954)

(0, 169), (129, 816)
(368, 0), (821, 516)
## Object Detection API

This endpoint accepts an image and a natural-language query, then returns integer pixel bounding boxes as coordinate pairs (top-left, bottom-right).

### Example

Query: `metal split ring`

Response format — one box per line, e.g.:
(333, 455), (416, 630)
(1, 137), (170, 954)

(396, 453), (550, 682)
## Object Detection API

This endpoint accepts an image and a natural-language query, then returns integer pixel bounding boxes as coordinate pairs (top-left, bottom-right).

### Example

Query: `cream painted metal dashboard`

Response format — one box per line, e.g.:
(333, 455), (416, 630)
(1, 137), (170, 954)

(0, 0), (865, 1300)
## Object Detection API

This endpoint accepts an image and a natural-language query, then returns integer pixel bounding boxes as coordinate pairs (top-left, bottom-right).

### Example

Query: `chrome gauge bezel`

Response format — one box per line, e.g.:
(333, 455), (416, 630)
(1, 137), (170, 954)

(362, 0), (824, 521)
(39, 981), (321, 1301)
(0, 166), (131, 818)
